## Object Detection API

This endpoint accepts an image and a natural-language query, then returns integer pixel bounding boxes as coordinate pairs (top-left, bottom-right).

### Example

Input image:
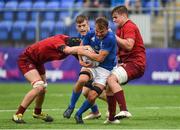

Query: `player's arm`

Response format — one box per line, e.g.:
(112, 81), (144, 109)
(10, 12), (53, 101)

(115, 35), (134, 51)
(58, 45), (82, 55)
(78, 48), (109, 62)
(77, 46), (94, 67)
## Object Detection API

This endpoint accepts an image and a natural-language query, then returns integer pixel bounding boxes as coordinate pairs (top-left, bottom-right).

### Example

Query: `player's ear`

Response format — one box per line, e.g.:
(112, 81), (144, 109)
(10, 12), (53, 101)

(67, 37), (81, 47)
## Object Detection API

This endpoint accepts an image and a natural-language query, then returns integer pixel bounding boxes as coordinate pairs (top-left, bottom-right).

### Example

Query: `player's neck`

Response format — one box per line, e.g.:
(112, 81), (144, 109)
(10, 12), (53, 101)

(122, 18), (129, 26)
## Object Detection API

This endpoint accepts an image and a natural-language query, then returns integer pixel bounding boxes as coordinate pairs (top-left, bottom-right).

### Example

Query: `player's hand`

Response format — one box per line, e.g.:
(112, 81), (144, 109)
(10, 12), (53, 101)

(79, 60), (93, 67)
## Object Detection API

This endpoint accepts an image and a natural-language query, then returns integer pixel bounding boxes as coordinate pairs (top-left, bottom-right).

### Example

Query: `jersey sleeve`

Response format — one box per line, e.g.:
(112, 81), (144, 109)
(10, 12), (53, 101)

(82, 31), (94, 46)
(101, 35), (115, 53)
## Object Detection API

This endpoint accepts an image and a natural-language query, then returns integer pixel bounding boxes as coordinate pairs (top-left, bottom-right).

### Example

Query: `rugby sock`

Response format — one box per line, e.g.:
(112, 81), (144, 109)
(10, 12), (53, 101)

(76, 100), (93, 116)
(91, 104), (99, 113)
(34, 108), (41, 115)
(16, 105), (26, 115)
(114, 90), (127, 111)
(69, 90), (82, 108)
(107, 95), (116, 121)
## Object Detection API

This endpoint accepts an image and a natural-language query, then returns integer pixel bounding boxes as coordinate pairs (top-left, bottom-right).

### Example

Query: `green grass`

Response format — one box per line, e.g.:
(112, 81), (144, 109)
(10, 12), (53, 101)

(0, 83), (180, 129)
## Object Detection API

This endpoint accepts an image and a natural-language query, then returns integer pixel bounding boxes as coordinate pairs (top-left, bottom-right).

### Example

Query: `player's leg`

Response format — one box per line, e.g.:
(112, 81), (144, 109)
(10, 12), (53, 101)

(82, 81), (101, 120)
(108, 65), (132, 120)
(74, 67), (110, 124)
(63, 68), (91, 119)
(34, 74), (46, 109)
(104, 86), (120, 124)
(32, 73), (53, 122)
(12, 69), (45, 123)
(75, 83), (104, 124)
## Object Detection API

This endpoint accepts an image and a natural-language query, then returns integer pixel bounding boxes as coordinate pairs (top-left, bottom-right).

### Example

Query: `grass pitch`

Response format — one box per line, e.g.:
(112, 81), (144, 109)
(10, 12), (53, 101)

(0, 83), (180, 129)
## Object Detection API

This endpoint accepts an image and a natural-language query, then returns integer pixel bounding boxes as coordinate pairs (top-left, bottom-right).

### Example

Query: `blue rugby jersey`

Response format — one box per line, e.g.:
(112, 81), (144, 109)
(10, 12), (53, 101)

(77, 28), (94, 40)
(83, 31), (117, 71)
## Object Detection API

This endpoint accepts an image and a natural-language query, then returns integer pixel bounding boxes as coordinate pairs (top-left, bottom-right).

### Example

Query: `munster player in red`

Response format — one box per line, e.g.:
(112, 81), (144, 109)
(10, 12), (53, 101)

(12, 34), (81, 124)
(104, 5), (146, 124)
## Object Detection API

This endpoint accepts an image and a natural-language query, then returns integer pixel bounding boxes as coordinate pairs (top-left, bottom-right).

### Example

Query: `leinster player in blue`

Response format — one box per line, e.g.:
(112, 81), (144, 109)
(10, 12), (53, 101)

(74, 17), (117, 124)
(63, 15), (108, 120)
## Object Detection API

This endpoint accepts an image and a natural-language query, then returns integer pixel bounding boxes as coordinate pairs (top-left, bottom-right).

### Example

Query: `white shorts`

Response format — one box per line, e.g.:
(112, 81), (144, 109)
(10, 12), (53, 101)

(111, 66), (128, 84)
(84, 67), (111, 86)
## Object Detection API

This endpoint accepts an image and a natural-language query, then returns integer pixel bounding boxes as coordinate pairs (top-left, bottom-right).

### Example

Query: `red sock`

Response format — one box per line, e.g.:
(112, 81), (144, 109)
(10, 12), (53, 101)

(107, 95), (116, 121)
(34, 108), (42, 115)
(16, 105), (26, 115)
(114, 90), (127, 111)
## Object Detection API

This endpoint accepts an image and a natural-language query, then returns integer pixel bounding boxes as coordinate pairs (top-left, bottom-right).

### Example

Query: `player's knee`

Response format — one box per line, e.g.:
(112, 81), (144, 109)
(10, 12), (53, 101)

(87, 86), (103, 103)
(87, 91), (97, 103)
(36, 86), (46, 94)
(78, 78), (88, 85)
(32, 80), (46, 93)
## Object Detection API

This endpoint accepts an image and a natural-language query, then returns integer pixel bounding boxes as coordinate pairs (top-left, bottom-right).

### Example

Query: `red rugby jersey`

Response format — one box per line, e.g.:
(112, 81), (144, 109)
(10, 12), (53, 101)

(116, 20), (146, 68)
(22, 34), (69, 64)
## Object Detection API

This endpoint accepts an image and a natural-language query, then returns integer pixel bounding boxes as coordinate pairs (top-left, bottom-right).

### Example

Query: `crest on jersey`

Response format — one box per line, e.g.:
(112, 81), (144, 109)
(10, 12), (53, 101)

(91, 36), (95, 42)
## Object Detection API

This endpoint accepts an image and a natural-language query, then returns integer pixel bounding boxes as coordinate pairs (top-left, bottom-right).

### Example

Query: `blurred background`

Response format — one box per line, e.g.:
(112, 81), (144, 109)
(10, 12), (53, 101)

(0, 0), (179, 85)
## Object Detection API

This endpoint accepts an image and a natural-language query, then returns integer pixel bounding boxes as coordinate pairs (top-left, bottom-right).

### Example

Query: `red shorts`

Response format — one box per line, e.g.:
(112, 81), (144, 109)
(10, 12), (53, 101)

(121, 62), (145, 81)
(17, 54), (45, 75)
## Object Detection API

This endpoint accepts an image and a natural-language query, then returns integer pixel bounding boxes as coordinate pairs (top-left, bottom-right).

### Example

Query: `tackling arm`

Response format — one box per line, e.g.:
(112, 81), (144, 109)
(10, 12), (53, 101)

(58, 45), (82, 55)
(78, 48), (109, 62)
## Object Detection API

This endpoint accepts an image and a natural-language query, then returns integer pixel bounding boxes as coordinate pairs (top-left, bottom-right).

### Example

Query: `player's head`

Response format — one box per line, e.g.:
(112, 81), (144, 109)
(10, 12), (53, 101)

(111, 5), (128, 27)
(66, 37), (81, 47)
(95, 17), (109, 39)
(76, 15), (90, 36)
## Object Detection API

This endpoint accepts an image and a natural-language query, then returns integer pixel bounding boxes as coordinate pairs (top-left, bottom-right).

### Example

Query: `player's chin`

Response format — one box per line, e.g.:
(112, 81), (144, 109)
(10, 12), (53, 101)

(80, 31), (86, 35)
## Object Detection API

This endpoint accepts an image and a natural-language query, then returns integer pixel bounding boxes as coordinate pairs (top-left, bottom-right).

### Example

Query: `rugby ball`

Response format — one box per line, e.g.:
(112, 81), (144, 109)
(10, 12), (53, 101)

(81, 47), (99, 67)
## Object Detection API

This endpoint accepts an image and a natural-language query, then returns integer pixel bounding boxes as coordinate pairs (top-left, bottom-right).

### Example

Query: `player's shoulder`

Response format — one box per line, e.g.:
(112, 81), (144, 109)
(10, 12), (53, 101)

(105, 31), (116, 41)
(85, 30), (95, 39)
(125, 20), (137, 29)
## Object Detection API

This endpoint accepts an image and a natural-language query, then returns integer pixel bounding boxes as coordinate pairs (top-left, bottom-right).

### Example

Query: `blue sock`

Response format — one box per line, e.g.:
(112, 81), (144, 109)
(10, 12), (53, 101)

(91, 104), (99, 113)
(69, 90), (81, 109)
(76, 100), (93, 117)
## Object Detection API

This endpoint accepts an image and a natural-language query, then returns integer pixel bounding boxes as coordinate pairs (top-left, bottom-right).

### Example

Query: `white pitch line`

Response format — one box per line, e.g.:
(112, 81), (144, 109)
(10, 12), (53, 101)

(2, 128), (178, 130)
(1, 106), (180, 112)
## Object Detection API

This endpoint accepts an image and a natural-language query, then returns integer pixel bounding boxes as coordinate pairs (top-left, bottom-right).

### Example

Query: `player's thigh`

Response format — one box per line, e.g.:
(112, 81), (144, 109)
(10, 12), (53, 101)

(112, 63), (143, 84)
(18, 55), (42, 83)
(24, 69), (42, 83)
(111, 65), (128, 84)
(94, 67), (111, 86)
(79, 67), (93, 80)
(123, 63), (143, 81)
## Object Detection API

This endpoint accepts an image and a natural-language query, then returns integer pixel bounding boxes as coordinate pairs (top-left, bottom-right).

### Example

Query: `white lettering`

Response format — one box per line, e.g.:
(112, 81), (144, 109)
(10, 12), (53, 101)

(46, 70), (63, 82)
(152, 71), (180, 84)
